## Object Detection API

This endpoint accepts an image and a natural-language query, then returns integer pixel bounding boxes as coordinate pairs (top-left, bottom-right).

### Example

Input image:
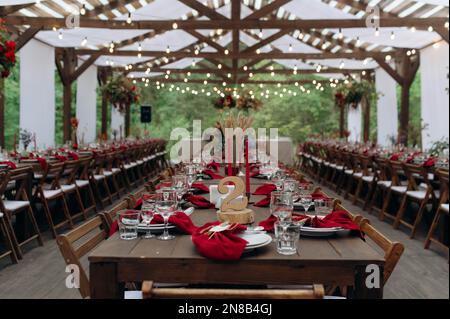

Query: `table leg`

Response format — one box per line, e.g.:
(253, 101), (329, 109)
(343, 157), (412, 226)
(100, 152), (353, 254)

(90, 262), (122, 299)
(352, 265), (384, 299)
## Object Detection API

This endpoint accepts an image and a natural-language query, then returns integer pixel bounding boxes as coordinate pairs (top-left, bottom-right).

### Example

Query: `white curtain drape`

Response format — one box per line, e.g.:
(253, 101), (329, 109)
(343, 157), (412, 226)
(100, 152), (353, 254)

(376, 67), (398, 147)
(110, 106), (124, 140)
(347, 104), (362, 142)
(76, 62), (98, 144)
(420, 41), (450, 151)
(20, 39), (55, 149)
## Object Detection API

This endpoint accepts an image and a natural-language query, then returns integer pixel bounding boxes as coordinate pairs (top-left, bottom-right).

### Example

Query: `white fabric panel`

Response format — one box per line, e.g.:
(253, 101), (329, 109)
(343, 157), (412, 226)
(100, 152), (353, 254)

(76, 62), (98, 144)
(414, 0), (448, 5)
(420, 41), (450, 150)
(282, 0), (358, 20)
(20, 39), (55, 149)
(376, 68), (398, 147)
(1, 1), (36, 4)
(111, 106), (125, 140)
(347, 105), (362, 142)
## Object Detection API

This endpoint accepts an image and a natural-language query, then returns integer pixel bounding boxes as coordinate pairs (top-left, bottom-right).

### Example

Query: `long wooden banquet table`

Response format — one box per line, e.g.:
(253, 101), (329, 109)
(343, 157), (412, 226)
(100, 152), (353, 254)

(88, 175), (385, 299)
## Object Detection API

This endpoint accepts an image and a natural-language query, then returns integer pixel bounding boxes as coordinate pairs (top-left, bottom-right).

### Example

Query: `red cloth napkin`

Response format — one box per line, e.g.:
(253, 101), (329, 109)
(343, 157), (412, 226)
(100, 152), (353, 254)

(202, 169), (224, 180)
(390, 154), (401, 161)
(311, 192), (329, 200)
(253, 183), (276, 195)
(108, 211), (197, 237)
(250, 170), (261, 178)
(206, 161), (220, 172)
(55, 155), (67, 162)
(192, 222), (248, 261)
(192, 181), (209, 193)
(155, 181), (172, 190)
(67, 152), (79, 160)
(0, 161), (17, 169)
(184, 193), (214, 209)
(254, 196), (270, 207)
(259, 213), (309, 232)
(423, 158), (435, 168)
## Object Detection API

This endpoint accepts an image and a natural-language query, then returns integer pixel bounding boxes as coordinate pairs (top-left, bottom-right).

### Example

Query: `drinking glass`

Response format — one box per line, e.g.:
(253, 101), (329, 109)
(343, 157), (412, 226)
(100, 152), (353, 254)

(155, 191), (177, 241)
(172, 175), (188, 209)
(298, 195), (314, 213)
(271, 169), (286, 191)
(141, 200), (155, 239)
(283, 179), (299, 193)
(118, 210), (141, 240)
(274, 221), (301, 256)
(270, 191), (293, 223)
(299, 183), (313, 195)
(314, 198), (333, 217)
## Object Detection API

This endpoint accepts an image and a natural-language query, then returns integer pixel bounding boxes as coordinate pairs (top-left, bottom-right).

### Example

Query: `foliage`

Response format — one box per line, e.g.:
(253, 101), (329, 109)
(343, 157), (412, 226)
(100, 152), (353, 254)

(236, 90), (262, 112)
(335, 80), (379, 108)
(0, 18), (16, 79)
(101, 76), (140, 113)
(428, 138), (449, 156)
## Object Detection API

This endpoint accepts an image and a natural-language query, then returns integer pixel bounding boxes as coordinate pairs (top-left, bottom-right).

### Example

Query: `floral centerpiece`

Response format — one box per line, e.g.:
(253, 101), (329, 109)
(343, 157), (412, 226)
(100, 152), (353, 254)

(101, 76), (140, 113)
(0, 18), (17, 79)
(71, 117), (79, 149)
(214, 94), (235, 111)
(236, 91), (262, 112)
(19, 129), (33, 152)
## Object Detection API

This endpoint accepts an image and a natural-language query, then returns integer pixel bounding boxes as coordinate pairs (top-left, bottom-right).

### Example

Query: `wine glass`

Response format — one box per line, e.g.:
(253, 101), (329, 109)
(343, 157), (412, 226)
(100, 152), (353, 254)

(299, 195), (313, 213)
(299, 183), (313, 195)
(270, 191), (293, 224)
(283, 179), (299, 193)
(141, 201), (155, 239)
(271, 169), (286, 191)
(155, 191), (177, 241)
(172, 175), (188, 209)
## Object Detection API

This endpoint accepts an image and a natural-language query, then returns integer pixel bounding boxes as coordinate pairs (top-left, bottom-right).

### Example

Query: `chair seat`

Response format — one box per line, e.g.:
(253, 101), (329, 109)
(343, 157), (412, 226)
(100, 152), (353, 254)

(391, 186), (407, 193)
(344, 169), (353, 175)
(362, 176), (375, 182)
(336, 165), (344, 170)
(76, 180), (90, 187)
(94, 175), (106, 181)
(137, 160), (144, 165)
(112, 168), (121, 173)
(441, 204), (449, 213)
(406, 190), (439, 200)
(0, 212), (3, 218)
(353, 172), (363, 178)
(3, 200), (30, 211)
(6, 181), (15, 191)
(61, 184), (76, 192)
(377, 181), (392, 188)
(103, 171), (114, 176)
(43, 189), (63, 199)
(124, 163), (137, 169)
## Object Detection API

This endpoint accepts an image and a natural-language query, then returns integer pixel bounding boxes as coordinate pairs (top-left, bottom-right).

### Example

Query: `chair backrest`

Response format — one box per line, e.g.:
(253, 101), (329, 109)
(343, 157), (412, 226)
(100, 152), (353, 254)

(77, 157), (92, 180)
(56, 215), (108, 299)
(374, 158), (392, 182)
(5, 167), (33, 201)
(39, 162), (65, 189)
(141, 281), (324, 299)
(402, 163), (431, 192)
(389, 160), (406, 186)
(102, 199), (131, 231)
(62, 160), (80, 185)
(357, 218), (404, 285)
(436, 169), (449, 205)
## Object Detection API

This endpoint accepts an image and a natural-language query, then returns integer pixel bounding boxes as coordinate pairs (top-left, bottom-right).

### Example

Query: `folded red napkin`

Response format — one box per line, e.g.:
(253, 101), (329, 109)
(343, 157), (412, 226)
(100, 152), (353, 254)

(253, 183), (276, 195)
(202, 169), (224, 180)
(390, 154), (401, 161)
(184, 193), (214, 209)
(0, 161), (17, 169)
(55, 155), (67, 162)
(108, 211), (197, 237)
(259, 213), (309, 232)
(423, 157), (435, 168)
(155, 181), (172, 190)
(67, 152), (79, 160)
(192, 222), (248, 261)
(206, 161), (220, 172)
(254, 196), (270, 207)
(250, 170), (261, 178)
(311, 192), (329, 200)
(192, 181), (209, 193)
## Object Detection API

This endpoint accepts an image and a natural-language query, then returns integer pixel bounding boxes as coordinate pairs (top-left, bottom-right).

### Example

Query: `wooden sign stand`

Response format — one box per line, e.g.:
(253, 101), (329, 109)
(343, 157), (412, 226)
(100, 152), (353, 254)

(216, 177), (255, 224)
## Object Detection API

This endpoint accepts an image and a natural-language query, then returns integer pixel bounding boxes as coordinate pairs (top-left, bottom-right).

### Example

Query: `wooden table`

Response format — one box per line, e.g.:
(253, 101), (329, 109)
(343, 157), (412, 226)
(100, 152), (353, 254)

(89, 177), (385, 299)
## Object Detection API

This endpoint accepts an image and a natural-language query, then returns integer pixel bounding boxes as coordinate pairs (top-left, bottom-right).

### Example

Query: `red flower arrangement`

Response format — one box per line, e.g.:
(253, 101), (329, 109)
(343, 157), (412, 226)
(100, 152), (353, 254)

(71, 117), (79, 129)
(0, 19), (16, 79)
(214, 94), (235, 110)
(101, 76), (140, 113)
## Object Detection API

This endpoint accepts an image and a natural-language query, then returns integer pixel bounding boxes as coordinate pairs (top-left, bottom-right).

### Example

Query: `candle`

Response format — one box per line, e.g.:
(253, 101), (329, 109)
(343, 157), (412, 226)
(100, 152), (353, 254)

(245, 137), (250, 195)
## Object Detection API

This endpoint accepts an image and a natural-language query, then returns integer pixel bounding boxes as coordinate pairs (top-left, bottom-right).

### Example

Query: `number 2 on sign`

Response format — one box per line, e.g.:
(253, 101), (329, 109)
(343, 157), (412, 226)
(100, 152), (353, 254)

(218, 177), (248, 212)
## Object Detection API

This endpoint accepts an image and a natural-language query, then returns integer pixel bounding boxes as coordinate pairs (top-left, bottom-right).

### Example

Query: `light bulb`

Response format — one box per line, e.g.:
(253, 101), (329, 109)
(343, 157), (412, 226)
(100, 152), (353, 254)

(126, 13), (132, 24)
(375, 27), (380, 37)
(172, 22), (178, 29)
(58, 31), (63, 40)
(80, 4), (86, 15)
(81, 37), (87, 46)
(390, 31), (395, 40)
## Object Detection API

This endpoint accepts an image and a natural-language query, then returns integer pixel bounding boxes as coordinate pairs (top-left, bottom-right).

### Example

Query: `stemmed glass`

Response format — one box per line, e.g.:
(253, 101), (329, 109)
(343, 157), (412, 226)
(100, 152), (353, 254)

(155, 191), (177, 241)
(185, 165), (197, 191)
(172, 175), (188, 209)
(298, 195), (313, 213)
(141, 199), (155, 239)
(299, 183), (313, 195)
(270, 191), (294, 224)
(271, 169), (286, 191)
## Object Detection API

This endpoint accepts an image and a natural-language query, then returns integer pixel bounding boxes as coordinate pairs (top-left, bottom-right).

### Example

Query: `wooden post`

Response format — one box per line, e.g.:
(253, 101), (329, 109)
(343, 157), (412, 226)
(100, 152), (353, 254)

(98, 68), (110, 137)
(0, 78), (5, 149)
(361, 73), (373, 143)
(125, 104), (131, 137)
(339, 105), (345, 139)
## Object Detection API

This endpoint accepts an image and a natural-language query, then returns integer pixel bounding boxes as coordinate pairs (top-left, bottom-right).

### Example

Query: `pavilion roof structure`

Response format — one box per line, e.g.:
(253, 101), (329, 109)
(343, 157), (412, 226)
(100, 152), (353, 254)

(1, 0), (449, 86)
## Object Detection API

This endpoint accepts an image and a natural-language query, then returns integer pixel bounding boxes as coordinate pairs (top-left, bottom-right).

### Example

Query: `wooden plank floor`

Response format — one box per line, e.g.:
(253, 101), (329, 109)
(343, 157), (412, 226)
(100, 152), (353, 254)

(0, 184), (448, 299)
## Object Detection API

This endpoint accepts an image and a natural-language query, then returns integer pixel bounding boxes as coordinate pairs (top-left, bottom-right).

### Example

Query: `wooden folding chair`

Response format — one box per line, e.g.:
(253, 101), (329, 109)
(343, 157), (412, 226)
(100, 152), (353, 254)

(56, 215), (108, 299)
(75, 157), (97, 216)
(0, 210), (19, 264)
(141, 281), (324, 299)
(379, 161), (408, 223)
(424, 169), (449, 253)
(368, 158), (393, 214)
(60, 160), (88, 222)
(394, 163), (439, 238)
(351, 155), (376, 208)
(34, 162), (74, 238)
(88, 154), (113, 209)
(1, 168), (43, 257)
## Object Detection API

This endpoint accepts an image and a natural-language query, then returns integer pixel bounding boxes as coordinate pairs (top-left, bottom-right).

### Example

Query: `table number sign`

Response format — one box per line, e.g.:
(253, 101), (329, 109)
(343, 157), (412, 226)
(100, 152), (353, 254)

(216, 177), (255, 224)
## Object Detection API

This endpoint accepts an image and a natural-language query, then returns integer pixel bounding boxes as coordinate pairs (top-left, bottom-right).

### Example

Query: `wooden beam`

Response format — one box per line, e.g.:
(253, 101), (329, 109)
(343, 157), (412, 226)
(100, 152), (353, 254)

(15, 26), (43, 52)
(84, 0), (137, 18)
(435, 28), (449, 44)
(120, 67), (356, 74)
(244, 0), (292, 20)
(5, 16), (447, 31)
(232, 0), (241, 83)
(374, 57), (404, 85)
(177, 0), (229, 20)
(184, 30), (227, 53)
(0, 3), (35, 16)
(142, 78), (329, 85)
(69, 54), (101, 82)
(241, 29), (292, 54)
(0, 79), (4, 149)
(98, 68), (111, 137)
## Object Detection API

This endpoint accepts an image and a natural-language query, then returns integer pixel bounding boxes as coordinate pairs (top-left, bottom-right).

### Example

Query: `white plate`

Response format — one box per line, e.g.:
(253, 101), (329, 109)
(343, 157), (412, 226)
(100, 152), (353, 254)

(238, 233), (272, 250)
(300, 226), (349, 237)
(137, 223), (176, 231)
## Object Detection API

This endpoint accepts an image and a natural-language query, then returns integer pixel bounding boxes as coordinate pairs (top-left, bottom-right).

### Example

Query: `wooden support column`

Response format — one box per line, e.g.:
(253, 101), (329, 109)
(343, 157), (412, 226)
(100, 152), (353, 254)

(0, 79), (5, 149)
(339, 105), (345, 139)
(362, 72), (374, 143)
(125, 104), (131, 137)
(98, 67), (111, 137)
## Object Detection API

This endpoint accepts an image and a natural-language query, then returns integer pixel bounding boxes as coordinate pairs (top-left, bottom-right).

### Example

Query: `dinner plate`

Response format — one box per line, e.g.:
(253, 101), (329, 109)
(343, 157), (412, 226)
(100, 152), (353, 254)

(137, 223), (176, 232)
(300, 226), (349, 237)
(238, 233), (272, 251)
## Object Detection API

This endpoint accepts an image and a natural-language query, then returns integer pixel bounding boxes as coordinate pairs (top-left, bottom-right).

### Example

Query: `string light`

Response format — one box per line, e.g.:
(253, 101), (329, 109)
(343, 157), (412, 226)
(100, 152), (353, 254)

(191, 59), (196, 67)
(224, 49), (229, 55)
(338, 28), (343, 40)
(259, 29), (263, 38)
(428, 26), (434, 32)
(385, 54), (392, 62)
(411, 26), (416, 33)
(356, 37), (361, 46)
(81, 37), (87, 46)
(166, 46), (171, 54)
(243, 66), (248, 71)
(256, 48), (261, 54)
(172, 22), (178, 29)
(339, 60), (345, 69)
(390, 31), (395, 40)
(218, 64), (222, 69)
(207, 73), (211, 78)
(80, 4), (86, 15)
(138, 43), (142, 52)
(289, 44), (293, 52)
(127, 13), (132, 24)
(375, 27), (380, 37)
(58, 31), (63, 40)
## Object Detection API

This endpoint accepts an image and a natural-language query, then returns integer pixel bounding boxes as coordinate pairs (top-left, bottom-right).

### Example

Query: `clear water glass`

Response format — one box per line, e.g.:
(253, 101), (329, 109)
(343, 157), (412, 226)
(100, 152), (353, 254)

(314, 198), (333, 217)
(274, 221), (300, 256)
(270, 191), (293, 223)
(299, 195), (313, 213)
(283, 179), (299, 193)
(141, 201), (155, 239)
(271, 169), (286, 191)
(299, 183), (313, 195)
(172, 175), (188, 208)
(155, 191), (177, 241)
(118, 210), (141, 240)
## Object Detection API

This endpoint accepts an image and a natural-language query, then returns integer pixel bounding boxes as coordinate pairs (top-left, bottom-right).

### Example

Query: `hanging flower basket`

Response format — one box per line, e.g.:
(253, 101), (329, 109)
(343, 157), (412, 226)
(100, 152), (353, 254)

(236, 91), (263, 112)
(0, 18), (17, 79)
(334, 80), (378, 109)
(101, 76), (140, 113)
(214, 94), (236, 111)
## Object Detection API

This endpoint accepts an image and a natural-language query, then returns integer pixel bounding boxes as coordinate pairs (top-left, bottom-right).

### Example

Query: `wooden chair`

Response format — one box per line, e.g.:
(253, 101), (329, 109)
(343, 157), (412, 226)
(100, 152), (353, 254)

(60, 160), (88, 222)
(75, 157), (97, 216)
(101, 199), (131, 233)
(56, 215), (108, 299)
(393, 163), (439, 238)
(424, 169), (449, 252)
(103, 151), (125, 198)
(351, 155), (376, 209)
(88, 154), (113, 209)
(34, 162), (74, 238)
(141, 281), (324, 299)
(368, 158), (393, 214)
(0, 168), (43, 257)
(379, 161), (408, 223)
(358, 218), (405, 286)
(0, 210), (19, 264)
